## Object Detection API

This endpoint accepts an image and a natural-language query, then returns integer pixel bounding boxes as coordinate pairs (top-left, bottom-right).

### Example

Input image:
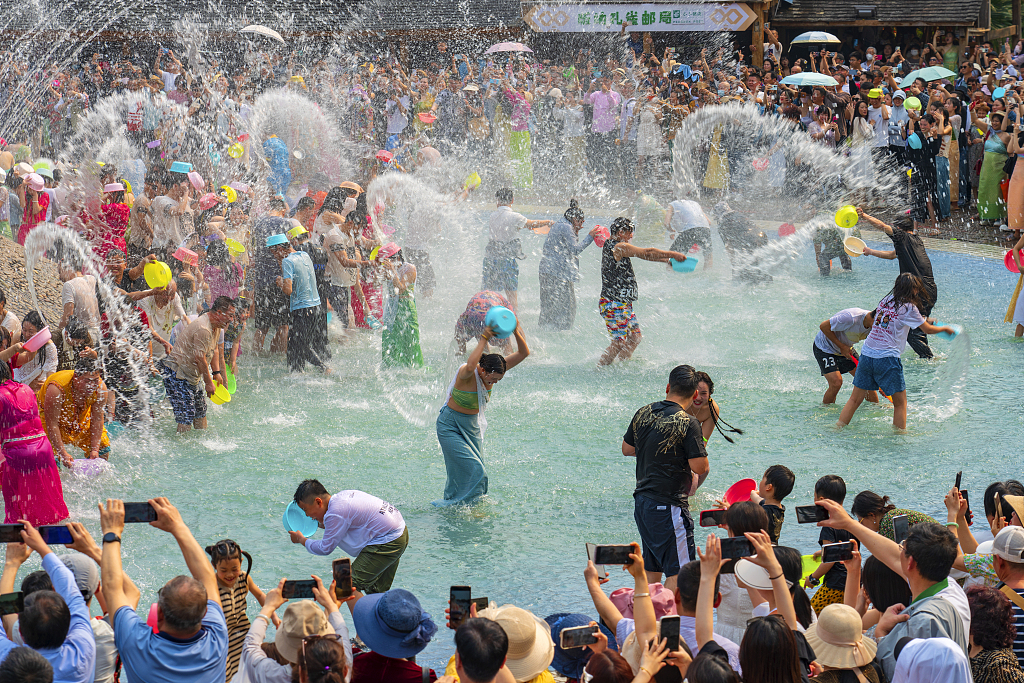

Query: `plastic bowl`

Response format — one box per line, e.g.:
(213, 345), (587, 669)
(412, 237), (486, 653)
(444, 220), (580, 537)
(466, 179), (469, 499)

(834, 205), (859, 228)
(801, 554), (822, 582)
(219, 186), (238, 203)
(752, 157), (769, 171)
(844, 236), (866, 257)
(724, 478), (757, 505)
(210, 382), (231, 405)
(283, 501), (319, 536)
(22, 326), (51, 352)
(464, 172), (482, 190)
(418, 112), (437, 124)
(225, 238), (246, 254)
(73, 458), (108, 476)
(593, 225), (611, 248)
(105, 420), (125, 439)
(169, 161), (192, 174)
(1006, 249), (1022, 274)
(187, 171), (204, 191)
(144, 261), (173, 289)
(933, 321), (962, 341)
(225, 366), (237, 395)
(670, 256), (699, 273)
(778, 223), (796, 237)
(227, 143), (245, 159)
(375, 150), (394, 163)
(484, 306), (517, 339)
(530, 224), (551, 235)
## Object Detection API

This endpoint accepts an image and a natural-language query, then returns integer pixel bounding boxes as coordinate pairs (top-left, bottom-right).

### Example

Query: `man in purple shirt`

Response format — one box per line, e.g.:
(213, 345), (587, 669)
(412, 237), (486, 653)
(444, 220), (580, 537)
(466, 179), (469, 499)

(588, 77), (621, 177)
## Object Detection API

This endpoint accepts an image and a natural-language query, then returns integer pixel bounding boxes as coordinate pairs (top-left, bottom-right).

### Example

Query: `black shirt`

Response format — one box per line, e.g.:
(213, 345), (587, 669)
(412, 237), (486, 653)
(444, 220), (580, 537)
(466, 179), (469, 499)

(819, 527), (854, 590)
(889, 227), (937, 301)
(601, 238), (638, 302)
(624, 400), (707, 507)
(761, 502), (785, 544)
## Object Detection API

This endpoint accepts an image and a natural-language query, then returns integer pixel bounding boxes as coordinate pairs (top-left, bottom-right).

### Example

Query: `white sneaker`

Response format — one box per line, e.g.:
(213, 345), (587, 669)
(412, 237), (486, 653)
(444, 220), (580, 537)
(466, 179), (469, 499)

(1000, 224), (1013, 231)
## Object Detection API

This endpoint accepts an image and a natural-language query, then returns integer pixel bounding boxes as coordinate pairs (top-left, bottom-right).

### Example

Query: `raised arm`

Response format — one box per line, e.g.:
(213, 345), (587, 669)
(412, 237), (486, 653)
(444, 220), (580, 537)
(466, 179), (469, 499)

(504, 323), (530, 371)
(816, 499), (904, 578)
(625, 543), (657, 645)
(746, 530), (798, 630)
(695, 534), (725, 648)
(584, 562), (625, 634)
(149, 497), (221, 605)
(613, 241), (687, 263)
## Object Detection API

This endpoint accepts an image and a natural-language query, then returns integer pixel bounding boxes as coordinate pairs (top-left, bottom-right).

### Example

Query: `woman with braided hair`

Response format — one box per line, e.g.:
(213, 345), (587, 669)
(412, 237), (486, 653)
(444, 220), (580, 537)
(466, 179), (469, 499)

(685, 371), (743, 447)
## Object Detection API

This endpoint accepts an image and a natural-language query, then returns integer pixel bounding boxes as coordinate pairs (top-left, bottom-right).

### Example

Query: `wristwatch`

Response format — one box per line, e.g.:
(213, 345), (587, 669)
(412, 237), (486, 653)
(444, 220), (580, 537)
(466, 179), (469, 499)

(102, 532), (121, 544)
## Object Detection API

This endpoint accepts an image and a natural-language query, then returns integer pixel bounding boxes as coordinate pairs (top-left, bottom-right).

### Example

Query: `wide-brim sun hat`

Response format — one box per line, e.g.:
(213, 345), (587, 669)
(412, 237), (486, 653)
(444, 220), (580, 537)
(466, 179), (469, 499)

(275, 600), (334, 664)
(37, 167), (53, 180)
(479, 604), (554, 682)
(287, 224), (309, 239)
(339, 181), (364, 194)
(804, 603), (877, 669)
(735, 559), (774, 590)
(544, 613), (593, 679)
(352, 589), (437, 660)
(103, 182), (125, 193)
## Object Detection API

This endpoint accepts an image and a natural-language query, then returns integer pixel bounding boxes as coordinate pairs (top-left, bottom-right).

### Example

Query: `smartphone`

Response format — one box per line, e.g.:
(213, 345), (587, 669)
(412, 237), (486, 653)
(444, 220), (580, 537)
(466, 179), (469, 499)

(38, 525), (73, 545)
(0, 525), (25, 544)
(660, 615), (681, 651)
(333, 558), (352, 600)
(281, 580), (317, 600)
(699, 509), (728, 528)
(795, 504), (829, 524)
(955, 471), (963, 491)
(560, 623), (599, 649)
(962, 490), (974, 526)
(593, 545), (634, 566)
(893, 514), (910, 545)
(0, 592), (24, 616)
(822, 541), (854, 563)
(585, 543), (609, 580)
(450, 585), (472, 628)
(720, 537), (755, 559)
(472, 596), (488, 610)
(123, 502), (158, 523)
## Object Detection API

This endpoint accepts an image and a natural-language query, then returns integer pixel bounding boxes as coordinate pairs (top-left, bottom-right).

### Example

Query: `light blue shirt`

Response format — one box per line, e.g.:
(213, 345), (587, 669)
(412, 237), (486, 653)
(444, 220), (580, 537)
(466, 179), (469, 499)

(0, 553), (97, 683)
(889, 105), (910, 147)
(281, 251), (321, 311)
(538, 217), (594, 282)
(114, 600), (228, 683)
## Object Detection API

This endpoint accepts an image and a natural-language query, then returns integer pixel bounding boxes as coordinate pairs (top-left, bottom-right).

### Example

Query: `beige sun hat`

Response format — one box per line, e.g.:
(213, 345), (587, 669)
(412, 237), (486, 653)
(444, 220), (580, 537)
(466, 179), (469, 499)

(803, 603), (877, 669)
(479, 604), (554, 681)
(274, 600), (335, 664)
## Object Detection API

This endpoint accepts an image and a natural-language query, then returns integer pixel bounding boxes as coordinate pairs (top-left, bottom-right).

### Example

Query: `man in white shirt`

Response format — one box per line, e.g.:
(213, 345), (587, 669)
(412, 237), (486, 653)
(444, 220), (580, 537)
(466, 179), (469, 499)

(867, 88), (890, 169)
(139, 281), (188, 360)
(322, 216), (364, 330)
(59, 260), (100, 342)
(482, 188), (552, 313)
(150, 171), (191, 259)
(289, 479), (409, 595)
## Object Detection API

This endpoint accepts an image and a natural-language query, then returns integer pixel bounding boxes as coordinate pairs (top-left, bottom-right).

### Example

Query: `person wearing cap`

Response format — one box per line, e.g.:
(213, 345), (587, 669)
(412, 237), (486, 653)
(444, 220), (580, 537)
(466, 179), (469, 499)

(0, 519), (96, 683)
(250, 198), (292, 355)
(15, 172), (48, 246)
(887, 90), (911, 167)
(269, 233), (328, 373)
(158, 296), (235, 432)
(349, 588), (438, 682)
(289, 222), (332, 336)
(814, 499), (969, 680)
(240, 574), (352, 683)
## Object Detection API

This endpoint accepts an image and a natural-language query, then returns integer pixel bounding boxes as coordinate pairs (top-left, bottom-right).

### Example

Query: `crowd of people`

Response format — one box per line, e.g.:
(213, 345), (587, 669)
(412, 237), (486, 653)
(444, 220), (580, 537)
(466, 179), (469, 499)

(0, 20), (1018, 683)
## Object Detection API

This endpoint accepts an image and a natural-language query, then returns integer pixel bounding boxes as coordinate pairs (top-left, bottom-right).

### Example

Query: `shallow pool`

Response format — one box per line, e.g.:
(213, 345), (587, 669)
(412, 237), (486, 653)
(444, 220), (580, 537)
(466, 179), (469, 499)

(41, 220), (1024, 668)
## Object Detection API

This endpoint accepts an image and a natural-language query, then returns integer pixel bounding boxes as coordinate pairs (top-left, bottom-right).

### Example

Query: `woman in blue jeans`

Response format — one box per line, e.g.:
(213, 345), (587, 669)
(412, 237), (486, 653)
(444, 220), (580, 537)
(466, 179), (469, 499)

(930, 103), (953, 220)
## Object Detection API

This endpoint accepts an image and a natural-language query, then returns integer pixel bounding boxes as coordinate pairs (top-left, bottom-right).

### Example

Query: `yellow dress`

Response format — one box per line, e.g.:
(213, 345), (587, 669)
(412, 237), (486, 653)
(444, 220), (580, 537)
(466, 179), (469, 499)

(36, 370), (109, 454)
(444, 655), (556, 683)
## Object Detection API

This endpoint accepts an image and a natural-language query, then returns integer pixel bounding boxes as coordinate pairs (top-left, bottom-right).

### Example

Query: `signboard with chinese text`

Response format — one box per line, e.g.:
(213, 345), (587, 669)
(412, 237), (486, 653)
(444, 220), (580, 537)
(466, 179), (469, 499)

(523, 3), (757, 32)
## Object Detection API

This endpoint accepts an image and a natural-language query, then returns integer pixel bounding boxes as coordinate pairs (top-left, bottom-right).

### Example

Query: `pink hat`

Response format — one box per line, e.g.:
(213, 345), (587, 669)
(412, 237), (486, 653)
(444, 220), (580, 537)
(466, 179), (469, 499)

(609, 583), (677, 620)
(103, 183), (125, 193)
(378, 242), (401, 259)
(25, 173), (45, 192)
(198, 192), (219, 210)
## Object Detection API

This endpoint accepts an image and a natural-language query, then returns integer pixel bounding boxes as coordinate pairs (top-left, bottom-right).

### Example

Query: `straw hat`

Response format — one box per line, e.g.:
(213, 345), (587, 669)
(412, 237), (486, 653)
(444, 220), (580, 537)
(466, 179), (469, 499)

(1004, 495), (1024, 524)
(339, 181), (364, 194)
(804, 604), (877, 669)
(735, 559), (773, 590)
(480, 605), (554, 681)
(274, 601), (334, 664)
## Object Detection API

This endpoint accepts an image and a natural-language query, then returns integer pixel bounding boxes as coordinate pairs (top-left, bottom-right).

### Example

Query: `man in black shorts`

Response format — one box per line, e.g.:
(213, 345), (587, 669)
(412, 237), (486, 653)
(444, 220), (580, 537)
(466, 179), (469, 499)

(249, 200), (291, 353)
(622, 364), (709, 591)
(812, 307), (878, 404)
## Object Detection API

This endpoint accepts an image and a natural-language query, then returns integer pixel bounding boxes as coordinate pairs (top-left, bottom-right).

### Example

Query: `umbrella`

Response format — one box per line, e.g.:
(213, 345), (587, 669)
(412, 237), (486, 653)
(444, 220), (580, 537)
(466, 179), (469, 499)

(485, 42), (533, 54)
(900, 66), (956, 87)
(781, 72), (839, 87)
(791, 31), (841, 45)
(240, 25), (285, 44)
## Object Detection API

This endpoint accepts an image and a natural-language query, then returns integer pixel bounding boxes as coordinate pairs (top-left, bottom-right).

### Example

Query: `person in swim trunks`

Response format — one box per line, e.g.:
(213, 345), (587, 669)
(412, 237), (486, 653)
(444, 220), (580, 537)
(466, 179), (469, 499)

(813, 307), (878, 405)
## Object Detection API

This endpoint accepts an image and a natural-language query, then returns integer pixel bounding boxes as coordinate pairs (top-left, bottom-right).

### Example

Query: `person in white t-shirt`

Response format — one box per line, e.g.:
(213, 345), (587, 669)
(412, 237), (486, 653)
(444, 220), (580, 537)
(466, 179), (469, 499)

(812, 307), (877, 405)
(665, 198), (713, 269)
(482, 188), (552, 313)
(0, 288), (22, 343)
(289, 480), (408, 595)
(838, 273), (954, 430)
(139, 281), (188, 361)
(150, 172), (191, 257)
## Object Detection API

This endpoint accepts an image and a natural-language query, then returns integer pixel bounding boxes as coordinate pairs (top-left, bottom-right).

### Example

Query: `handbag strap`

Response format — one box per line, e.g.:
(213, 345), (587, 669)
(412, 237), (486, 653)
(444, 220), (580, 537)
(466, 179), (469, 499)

(421, 665), (430, 683)
(1001, 584), (1024, 612)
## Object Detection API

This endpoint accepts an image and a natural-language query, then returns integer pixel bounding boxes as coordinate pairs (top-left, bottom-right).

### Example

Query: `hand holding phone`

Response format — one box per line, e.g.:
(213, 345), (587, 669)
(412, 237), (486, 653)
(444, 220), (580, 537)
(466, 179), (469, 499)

(659, 616), (681, 651)
(282, 580), (317, 600)
(719, 536), (755, 559)
(592, 544), (634, 566)
(699, 509), (727, 527)
(560, 623), (599, 649)
(795, 504), (830, 524)
(892, 514), (911, 545)
(450, 586), (472, 629)
(333, 559), (353, 601)
(123, 502), (158, 523)
(0, 592), (24, 616)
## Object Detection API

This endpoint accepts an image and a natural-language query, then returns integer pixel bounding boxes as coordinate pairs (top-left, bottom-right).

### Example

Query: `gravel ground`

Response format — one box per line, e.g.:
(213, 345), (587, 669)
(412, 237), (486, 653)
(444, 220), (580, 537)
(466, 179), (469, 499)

(0, 237), (64, 327)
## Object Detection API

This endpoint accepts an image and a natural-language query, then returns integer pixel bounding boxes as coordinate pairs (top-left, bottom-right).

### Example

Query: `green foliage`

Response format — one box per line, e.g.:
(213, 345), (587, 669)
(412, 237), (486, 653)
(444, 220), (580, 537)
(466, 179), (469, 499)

(992, 0), (1012, 29)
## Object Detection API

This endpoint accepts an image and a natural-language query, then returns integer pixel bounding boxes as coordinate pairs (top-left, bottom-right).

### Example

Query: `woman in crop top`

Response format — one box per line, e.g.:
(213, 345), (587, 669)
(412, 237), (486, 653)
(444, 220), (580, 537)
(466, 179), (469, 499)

(434, 318), (530, 507)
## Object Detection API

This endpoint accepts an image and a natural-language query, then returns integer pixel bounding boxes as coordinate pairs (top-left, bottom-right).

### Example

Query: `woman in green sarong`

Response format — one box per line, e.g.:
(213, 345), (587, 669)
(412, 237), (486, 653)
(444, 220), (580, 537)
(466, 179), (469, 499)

(379, 242), (424, 368)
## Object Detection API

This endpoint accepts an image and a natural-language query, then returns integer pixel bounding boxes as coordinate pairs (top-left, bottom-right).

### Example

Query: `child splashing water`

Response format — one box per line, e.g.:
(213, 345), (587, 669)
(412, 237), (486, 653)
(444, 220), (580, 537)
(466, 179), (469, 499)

(837, 273), (955, 431)
(205, 539), (276, 680)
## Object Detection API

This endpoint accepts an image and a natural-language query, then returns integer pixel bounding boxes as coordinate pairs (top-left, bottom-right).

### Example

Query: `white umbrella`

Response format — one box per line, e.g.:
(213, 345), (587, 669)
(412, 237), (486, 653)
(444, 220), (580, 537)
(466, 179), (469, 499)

(240, 25), (285, 45)
(791, 31), (841, 45)
(485, 42), (533, 54)
(781, 72), (839, 87)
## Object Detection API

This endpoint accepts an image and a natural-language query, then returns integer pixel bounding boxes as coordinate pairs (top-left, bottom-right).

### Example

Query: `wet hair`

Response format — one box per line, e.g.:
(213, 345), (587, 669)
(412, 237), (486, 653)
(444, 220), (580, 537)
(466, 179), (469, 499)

(293, 635), (348, 683)
(496, 188), (514, 204)
(479, 353), (507, 374)
(724, 501), (769, 537)
(967, 585), (1017, 650)
(850, 491), (897, 520)
(610, 217), (635, 235)
(65, 319), (93, 347)
(815, 475), (847, 504)
(763, 465), (795, 501)
(684, 653), (741, 683)
(893, 214), (914, 231)
(296, 196), (316, 211)
(739, 615), (801, 683)
(887, 272), (931, 313)
(174, 274), (194, 299)
(211, 296), (236, 313)
(695, 371), (742, 443)
(984, 480), (1024, 525)
(21, 311), (49, 370)
(583, 650), (633, 683)
(775, 546), (813, 629)
(206, 241), (239, 286)
(295, 478), (330, 504)
(905, 522), (957, 582)
(564, 198), (584, 223)
(668, 364), (699, 396)
(455, 618), (509, 682)
(0, 646), (53, 683)
(268, 197), (287, 212)
(352, 193), (370, 231)
(73, 358), (100, 376)
(676, 560), (720, 611)
(318, 187), (347, 216)
(861, 555), (911, 612)
(158, 575), (208, 632)
(21, 591), (70, 649)
(205, 539), (253, 580)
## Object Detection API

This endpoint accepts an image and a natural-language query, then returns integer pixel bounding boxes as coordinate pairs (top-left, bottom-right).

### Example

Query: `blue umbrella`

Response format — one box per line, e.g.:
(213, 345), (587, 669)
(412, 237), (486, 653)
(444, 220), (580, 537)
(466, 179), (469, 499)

(790, 31), (841, 45)
(900, 66), (956, 87)
(781, 72), (839, 87)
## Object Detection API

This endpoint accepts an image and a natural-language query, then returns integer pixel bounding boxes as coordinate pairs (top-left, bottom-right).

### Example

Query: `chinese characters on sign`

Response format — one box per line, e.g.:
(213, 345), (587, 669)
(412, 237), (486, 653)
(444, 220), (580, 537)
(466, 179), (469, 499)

(523, 3), (757, 32)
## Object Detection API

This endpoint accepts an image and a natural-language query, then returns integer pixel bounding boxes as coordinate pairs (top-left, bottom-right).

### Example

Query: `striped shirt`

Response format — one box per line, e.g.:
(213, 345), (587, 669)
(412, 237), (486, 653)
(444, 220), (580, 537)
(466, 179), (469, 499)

(999, 583), (1024, 668)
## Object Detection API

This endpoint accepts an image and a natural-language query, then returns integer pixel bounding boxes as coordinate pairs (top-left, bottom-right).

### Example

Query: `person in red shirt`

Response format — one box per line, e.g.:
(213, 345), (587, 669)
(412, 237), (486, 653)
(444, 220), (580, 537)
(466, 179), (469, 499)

(350, 589), (438, 682)
(17, 173), (49, 246)
(97, 182), (130, 258)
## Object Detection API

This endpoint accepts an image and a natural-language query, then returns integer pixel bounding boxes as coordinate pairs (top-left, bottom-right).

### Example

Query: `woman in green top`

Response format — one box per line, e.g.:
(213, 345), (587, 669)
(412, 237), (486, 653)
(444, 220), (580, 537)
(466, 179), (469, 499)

(850, 490), (938, 541)
(433, 320), (529, 506)
(379, 244), (424, 368)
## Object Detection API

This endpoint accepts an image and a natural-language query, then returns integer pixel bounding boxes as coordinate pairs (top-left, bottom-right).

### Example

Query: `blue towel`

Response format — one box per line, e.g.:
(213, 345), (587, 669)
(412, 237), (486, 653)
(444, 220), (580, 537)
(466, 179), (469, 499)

(433, 406), (487, 506)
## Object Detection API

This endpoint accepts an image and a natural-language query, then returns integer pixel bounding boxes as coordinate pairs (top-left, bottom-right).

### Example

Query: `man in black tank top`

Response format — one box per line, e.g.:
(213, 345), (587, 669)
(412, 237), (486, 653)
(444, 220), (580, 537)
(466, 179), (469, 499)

(598, 218), (687, 366)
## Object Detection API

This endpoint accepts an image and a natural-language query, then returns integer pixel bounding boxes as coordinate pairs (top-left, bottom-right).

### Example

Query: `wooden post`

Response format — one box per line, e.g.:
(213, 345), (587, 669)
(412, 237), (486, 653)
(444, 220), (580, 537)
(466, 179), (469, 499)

(753, 1), (765, 66)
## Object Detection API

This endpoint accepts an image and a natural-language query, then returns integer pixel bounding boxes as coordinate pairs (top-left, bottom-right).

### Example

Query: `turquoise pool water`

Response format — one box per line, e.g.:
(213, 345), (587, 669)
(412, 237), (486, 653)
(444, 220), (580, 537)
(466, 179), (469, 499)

(38, 224), (1024, 668)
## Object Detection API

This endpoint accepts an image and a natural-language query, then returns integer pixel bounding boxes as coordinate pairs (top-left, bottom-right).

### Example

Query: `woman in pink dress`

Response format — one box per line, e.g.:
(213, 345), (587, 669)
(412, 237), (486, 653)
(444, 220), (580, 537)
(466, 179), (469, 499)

(17, 173), (50, 246)
(97, 182), (130, 258)
(0, 356), (68, 525)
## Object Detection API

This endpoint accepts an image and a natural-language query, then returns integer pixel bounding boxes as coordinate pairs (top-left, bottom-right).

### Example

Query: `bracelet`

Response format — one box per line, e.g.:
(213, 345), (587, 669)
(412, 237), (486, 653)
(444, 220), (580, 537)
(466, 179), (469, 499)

(634, 592), (651, 598)
(945, 521), (959, 528)
(255, 614), (271, 625)
(769, 572), (784, 581)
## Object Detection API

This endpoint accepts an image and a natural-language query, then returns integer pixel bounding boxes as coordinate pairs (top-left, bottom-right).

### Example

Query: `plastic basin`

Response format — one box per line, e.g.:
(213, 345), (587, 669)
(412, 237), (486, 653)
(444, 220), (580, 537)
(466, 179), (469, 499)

(593, 226), (610, 247)
(670, 256), (699, 273)
(169, 161), (192, 173)
(187, 171), (204, 191)
(144, 261), (173, 289)
(1006, 249), (1022, 274)
(484, 306), (517, 339)
(933, 321), (962, 341)
(844, 236), (866, 257)
(23, 326), (51, 352)
(282, 501), (319, 536)
(801, 554), (822, 582)
(210, 382), (231, 405)
(724, 478), (757, 505)
(834, 205), (858, 228)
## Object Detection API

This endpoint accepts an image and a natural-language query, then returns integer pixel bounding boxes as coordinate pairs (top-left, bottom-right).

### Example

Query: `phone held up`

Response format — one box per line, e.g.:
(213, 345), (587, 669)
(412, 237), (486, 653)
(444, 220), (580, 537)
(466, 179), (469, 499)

(660, 616), (681, 651)
(795, 504), (829, 524)
(720, 537), (754, 560)
(561, 623), (599, 649)
(592, 545), (634, 566)
(333, 558), (353, 601)
(0, 592), (24, 616)
(699, 509), (727, 528)
(282, 580), (317, 600)
(892, 514), (911, 546)
(123, 502), (158, 523)
(821, 541), (854, 563)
